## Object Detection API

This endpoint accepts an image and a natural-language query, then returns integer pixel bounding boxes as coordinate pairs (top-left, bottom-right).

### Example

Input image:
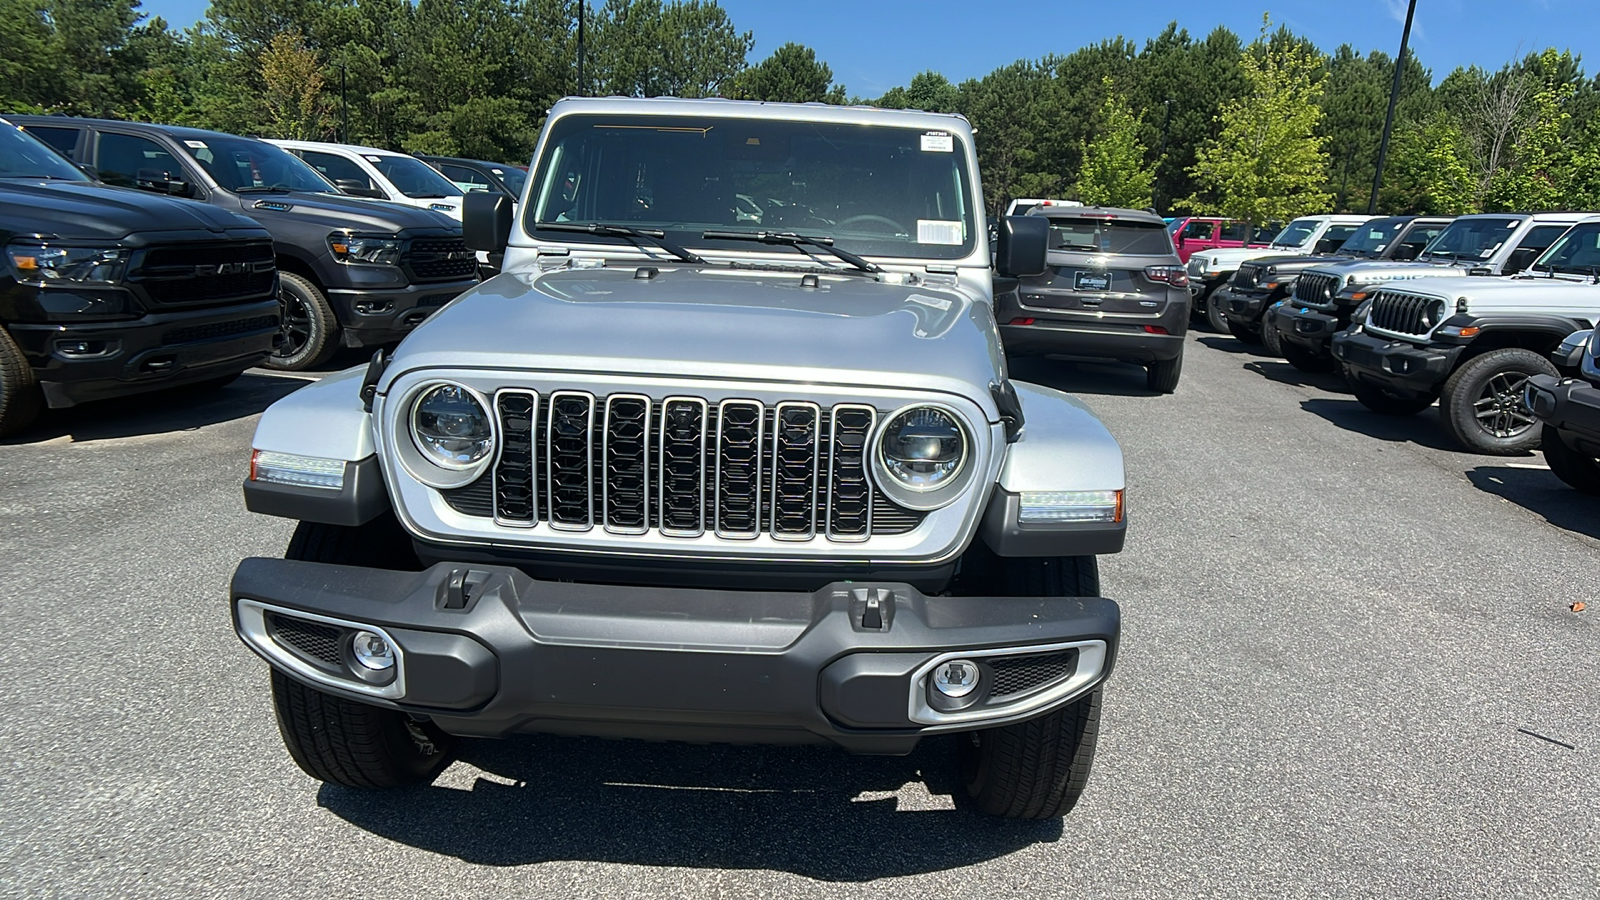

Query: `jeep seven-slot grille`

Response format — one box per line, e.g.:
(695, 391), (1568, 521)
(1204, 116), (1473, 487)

(443, 393), (922, 540)
(1368, 290), (1438, 337)
(1231, 263), (1260, 290)
(1294, 272), (1340, 310)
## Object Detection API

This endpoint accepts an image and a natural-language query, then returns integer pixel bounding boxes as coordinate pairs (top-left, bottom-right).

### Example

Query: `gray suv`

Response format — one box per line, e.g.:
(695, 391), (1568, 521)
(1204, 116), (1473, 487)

(997, 206), (1189, 392)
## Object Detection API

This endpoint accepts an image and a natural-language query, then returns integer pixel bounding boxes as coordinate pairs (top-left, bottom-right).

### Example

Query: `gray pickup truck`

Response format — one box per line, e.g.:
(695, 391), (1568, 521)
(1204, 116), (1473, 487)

(230, 98), (1128, 819)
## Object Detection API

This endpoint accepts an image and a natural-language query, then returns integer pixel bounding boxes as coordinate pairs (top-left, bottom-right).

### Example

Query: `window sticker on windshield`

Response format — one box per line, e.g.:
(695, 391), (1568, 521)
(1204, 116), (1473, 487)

(918, 219), (963, 245)
(920, 132), (953, 153)
(184, 140), (207, 149)
(1482, 242), (1502, 258)
(1374, 243), (1388, 251)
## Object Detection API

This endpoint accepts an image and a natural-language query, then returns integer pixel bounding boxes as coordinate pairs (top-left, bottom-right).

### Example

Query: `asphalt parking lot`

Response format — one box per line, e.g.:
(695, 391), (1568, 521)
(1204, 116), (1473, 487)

(2, 333), (1595, 899)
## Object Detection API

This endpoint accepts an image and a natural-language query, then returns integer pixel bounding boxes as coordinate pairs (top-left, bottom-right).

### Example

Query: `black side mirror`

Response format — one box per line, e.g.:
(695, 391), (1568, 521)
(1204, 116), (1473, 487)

(995, 215), (1048, 278)
(136, 168), (191, 197)
(1391, 244), (1419, 261)
(1503, 248), (1536, 274)
(334, 178), (387, 199)
(1314, 238), (1343, 254)
(464, 190), (515, 253)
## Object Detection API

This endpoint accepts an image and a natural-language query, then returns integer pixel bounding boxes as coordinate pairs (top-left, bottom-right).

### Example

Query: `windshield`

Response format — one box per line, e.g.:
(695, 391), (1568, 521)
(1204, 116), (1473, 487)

(179, 136), (336, 193)
(494, 165), (526, 196)
(1338, 219), (1407, 257)
(1532, 223), (1600, 274)
(1419, 217), (1521, 262)
(372, 155), (463, 199)
(528, 114), (978, 261)
(0, 123), (88, 182)
(1271, 219), (1320, 248)
(1046, 217), (1173, 255)
(1166, 217), (1186, 234)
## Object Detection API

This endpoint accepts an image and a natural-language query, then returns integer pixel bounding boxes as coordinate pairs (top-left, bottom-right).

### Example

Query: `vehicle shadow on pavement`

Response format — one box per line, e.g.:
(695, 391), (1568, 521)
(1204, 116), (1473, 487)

(1465, 464), (1600, 541)
(1298, 397), (1465, 453)
(1242, 360), (1349, 393)
(1193, 335), (1257, 355)
(1006, 356), (1158, 397)
(1, 373), (306, 445)
(318, 733), (1064, 879)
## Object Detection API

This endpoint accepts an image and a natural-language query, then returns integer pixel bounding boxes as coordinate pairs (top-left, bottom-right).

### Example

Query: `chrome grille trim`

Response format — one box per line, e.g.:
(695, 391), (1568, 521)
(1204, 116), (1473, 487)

(827, 404), (876, 542)
(714, 399), (765, 539)
(769, 402), (821, 541)
(602, 394), (651, 535)
(491, 389), (538, 527)
(546, 390), (595, 531)
(657, 396), (709, 537)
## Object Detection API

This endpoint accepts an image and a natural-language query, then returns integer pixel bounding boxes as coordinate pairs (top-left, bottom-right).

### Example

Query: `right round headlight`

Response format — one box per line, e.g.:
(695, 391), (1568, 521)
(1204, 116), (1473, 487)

(879, 407), (967, 491)
(411, 383), (494, 468)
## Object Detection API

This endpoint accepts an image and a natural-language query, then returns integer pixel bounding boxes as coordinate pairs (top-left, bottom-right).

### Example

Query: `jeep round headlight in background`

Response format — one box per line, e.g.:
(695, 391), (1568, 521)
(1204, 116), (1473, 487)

(880, 407), (965, 489)
(411, 383), (494, 468)
(1421, 299), (1447, 331)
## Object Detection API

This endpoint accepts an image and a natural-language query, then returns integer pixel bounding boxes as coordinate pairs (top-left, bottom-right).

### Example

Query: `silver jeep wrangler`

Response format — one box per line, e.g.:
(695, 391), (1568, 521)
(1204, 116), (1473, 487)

(231, 98), (1126, 819)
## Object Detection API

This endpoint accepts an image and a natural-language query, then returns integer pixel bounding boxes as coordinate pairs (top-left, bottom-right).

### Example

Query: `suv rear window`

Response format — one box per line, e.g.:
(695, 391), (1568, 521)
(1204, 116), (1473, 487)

(1046, 218), (1172, 255)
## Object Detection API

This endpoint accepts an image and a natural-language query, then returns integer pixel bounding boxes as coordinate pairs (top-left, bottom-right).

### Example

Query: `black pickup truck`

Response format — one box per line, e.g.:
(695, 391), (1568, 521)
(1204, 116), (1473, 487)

(1, 118), (279, 436)
(11, 116), (478, 370)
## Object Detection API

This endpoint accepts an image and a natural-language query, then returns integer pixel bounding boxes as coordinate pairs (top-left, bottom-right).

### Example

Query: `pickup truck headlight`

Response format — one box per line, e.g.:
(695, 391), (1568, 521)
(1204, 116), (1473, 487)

(874, 406), (975, 510)
(411, 383), (494, 469)
(328, 232), (403, 266)
(7, 245), (129, 286)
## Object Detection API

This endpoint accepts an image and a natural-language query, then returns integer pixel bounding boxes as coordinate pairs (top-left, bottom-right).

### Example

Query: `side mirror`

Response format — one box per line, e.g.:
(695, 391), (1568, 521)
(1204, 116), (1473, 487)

(334, 178), (387, 199)
(136, 168), (191, 197)
(1177, 232), (1186, 247)
(995, 214), (1048, 278)
(464, 190), (514, 253)
(1391, 244), (1419, 261)
(1502, 248), (1536, 274)
(1314, 238), (1343, 254)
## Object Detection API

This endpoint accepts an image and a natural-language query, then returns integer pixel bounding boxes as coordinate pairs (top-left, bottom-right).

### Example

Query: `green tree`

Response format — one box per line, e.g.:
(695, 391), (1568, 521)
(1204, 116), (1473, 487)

(1379, 112), (1476, 214)
(1482, 48), (1578, 211)
(1077, 77), (1155, 208)
(1320, 44), (1433, 212)
(260, 27), (328, 139)
(1132, 24), (1248, 211)
(1186, 16), (1331, 227)
(957, 60), (1055, 213)
(0, 0), (55, 111)
(730, 42), (844, 103)
(877, 71), (960, 113)
(591, 0), (751, 98)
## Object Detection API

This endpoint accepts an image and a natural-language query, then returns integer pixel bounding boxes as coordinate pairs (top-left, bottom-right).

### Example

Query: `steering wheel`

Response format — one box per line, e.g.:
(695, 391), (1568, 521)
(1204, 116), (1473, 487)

(836, 214), (908, 235)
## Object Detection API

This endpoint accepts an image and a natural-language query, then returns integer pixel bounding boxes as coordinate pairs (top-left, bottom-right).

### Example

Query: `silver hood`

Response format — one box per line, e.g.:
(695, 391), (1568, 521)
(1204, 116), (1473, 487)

(382, 266), (1005, 415)
(1311, 258), (1463, 283)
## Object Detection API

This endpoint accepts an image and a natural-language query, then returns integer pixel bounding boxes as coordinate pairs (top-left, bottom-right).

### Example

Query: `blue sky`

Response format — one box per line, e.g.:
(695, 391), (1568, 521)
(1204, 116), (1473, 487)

(140, 0), (1597, 99)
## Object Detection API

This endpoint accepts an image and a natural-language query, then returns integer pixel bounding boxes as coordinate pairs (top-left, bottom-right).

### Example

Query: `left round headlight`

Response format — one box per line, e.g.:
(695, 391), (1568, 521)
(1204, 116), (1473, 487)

(878, 407), (967, 491)
(411, 383), (494, 468)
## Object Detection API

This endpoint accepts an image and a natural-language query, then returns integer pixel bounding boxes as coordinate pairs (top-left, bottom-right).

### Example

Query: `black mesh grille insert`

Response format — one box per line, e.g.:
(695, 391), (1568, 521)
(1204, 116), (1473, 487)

(269, 613), (343, 666)
(404, 237), (477, 282)
(870, 493), (924, 535)
(659, 398), (706, 535)
(494, 391), (537, 523)
(604, 396), (650, 532)
(988, 650), (1077, 698)
(162, 314), (277, 346)
(771, 403), (819, 538)
(547, 392), (593, 528)
(828, 406), (874, 540)
(716, 401), (763, 536)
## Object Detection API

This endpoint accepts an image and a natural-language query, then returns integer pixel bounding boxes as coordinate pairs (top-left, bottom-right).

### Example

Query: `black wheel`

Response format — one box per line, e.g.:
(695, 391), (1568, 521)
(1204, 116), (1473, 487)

(1225, 319), (1260, 344)
(0, 326), (44, 438)
(271, 516), (448, 788)
(1282, 339), (1337, 373)
(1351, 378), (1436, 415)
(1259, 311), (1284, 357)
(268, 272), (338, 371)
(1438, 348), (1558, 454)
(1541, 424), (1600, 494)
(1206, 290), (1231, 334)
(1147, 350), (1183, 393)
(949, 545), (1103, 818)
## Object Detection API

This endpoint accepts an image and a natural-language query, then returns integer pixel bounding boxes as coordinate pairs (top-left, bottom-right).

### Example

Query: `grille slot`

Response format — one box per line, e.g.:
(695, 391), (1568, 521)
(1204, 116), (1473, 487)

(493, 390), (537, 525)
(442, 475), (495, 516)
(268, 613), (343, 667)
(827, 405), (875, 541)
(1294, 272), (1339, 310)
(715, 400), (764, 538)
(1369, 290), (1437, 337)
(770, 402), (821, 540)
(658, 397), (708, 536)
(988, 650), (1077, 698)
(604, 395), (651, 534)
(547, 391), (595, 530)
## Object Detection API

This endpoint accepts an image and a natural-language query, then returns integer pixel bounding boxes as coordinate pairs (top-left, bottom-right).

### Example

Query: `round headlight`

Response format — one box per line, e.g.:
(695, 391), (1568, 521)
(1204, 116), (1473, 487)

(411, 383), (493, 468)
(1422, 299), (1446, 330)
(879, 407), (967, 491)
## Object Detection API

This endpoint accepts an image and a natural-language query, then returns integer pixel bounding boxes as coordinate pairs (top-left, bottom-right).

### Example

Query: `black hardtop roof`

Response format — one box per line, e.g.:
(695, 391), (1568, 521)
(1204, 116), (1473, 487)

(1027, 205), (1166, 225)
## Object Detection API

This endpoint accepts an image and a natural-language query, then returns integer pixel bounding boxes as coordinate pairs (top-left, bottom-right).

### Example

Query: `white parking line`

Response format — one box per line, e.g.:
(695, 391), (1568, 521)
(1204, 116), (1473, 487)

(1504, 462), (1550, 470)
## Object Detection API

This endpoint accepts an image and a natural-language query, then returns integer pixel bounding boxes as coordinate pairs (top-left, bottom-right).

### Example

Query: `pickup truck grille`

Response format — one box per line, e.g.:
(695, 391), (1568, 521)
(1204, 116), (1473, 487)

(1367, 290), (1441, 338)
(131, 240), (277, 307)
(1294, 272), (1340, 310)
(403, 237), (477, 283)
(1231, 263), (1260, 290)
(453, 391), (920, 541)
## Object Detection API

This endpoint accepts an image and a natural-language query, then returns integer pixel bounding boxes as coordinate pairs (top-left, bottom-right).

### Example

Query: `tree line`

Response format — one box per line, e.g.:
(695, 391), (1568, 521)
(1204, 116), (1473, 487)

(4, 1), (1598, 218)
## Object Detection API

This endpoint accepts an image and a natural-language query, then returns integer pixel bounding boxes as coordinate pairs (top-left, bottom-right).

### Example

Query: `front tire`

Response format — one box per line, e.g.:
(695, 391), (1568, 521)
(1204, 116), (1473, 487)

(1438, 348), (1557, 454)
(1259, 311), (1284, 356)
(1206, 291), (1231, 334)
(1541, 424), (1600, 494)
(268, 272), (338, 371)
(0, 326), (44, 438)
(270, 517), (449, 788)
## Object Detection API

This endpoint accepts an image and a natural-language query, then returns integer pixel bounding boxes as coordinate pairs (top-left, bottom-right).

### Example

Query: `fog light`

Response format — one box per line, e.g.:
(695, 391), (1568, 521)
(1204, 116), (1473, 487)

(350, 631), (394, 671)
(932, 659), (979, 698)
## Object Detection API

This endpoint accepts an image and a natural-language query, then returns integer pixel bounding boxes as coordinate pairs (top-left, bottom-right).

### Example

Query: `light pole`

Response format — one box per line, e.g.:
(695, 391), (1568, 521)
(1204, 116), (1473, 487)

(338, 62), (348, 144)
(1369, 0), (1417, 214)
(576, 0), (586, 96)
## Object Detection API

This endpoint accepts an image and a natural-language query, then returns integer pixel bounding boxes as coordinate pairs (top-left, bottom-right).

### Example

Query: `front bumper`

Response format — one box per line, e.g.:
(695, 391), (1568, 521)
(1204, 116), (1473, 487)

(327, 278), (477, 347)
(1331, 329), (1463, 396)
(10, 298), (279, 408)
(231, 558), (1120, 753)
(1218, 287), (1282, 329)
(1274, 303), (1342, 354)
(999, 320), (1183, 363)
(1527, 375), (1600, 450)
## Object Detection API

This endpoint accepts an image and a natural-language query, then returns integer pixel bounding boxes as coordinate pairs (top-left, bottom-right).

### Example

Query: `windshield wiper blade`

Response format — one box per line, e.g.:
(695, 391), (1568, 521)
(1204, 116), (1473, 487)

(236, 184), (293, 193)
(538, 222), (704, 264)
(702, 230), (881, 274)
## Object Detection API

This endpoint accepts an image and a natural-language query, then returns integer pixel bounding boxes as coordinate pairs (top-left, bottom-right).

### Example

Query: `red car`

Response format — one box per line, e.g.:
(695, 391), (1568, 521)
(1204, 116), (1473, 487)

(1166, 216), (1275, 263)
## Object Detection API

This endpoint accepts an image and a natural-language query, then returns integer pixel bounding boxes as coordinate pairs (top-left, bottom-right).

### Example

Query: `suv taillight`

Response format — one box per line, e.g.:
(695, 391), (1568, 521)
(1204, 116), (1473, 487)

(1144, 265), (1189, 287)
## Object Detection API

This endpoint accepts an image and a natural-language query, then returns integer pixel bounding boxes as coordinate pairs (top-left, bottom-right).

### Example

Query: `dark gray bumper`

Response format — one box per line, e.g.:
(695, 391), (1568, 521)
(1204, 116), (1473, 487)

(329, 279), (476, 347)
(1219, 287), (1279, 329)
(1527, 374), (1600, 449)
(231, 558), (1121, 754)
(1331, 330), (1463, 396)
(1274, 303), (1341, 354)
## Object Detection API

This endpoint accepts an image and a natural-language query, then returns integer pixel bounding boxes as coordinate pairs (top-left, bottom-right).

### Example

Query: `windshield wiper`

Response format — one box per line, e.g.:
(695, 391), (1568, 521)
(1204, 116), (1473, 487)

(538, 222), (704, 264)
(236, 184), (294, 194)
(701, 230), (882, 274)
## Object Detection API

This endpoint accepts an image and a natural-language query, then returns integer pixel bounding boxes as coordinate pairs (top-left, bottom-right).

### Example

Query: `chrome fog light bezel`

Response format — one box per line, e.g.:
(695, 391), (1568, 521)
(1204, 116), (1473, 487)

(908, 640), (1108, 728)
(235, 599), (407, 700)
